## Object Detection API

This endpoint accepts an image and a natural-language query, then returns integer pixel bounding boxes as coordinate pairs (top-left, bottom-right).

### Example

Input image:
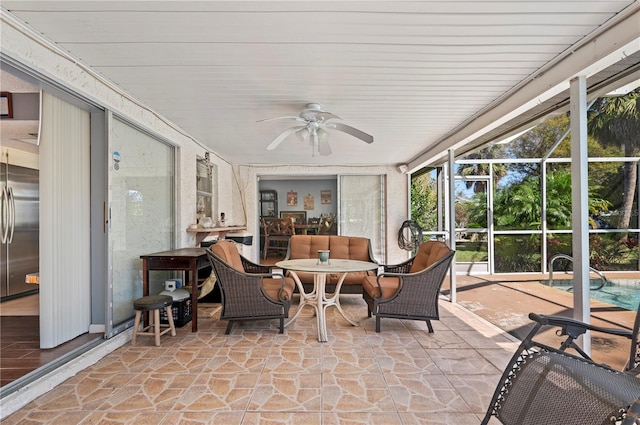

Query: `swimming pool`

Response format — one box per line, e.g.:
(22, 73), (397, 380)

(546, 279), (640, 312)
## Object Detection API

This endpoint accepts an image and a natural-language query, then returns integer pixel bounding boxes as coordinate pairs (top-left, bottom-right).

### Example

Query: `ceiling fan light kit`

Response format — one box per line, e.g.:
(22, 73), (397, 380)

(260, 103), (373, 156)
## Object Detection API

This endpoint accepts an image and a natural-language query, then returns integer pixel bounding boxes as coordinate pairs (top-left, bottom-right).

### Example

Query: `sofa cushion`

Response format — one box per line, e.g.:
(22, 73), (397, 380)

(409, 241), (451, 273)
(286, 235), (376, 286)
(288, 235), (330, 259)
(328, 235), (372, 262)
(328, 271), (371, 286)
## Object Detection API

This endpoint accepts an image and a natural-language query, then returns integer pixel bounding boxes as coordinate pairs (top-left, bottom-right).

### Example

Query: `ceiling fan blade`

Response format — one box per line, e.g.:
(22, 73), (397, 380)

(257, 116), (306, 123)
(265, 126), (303, 150)
(315, 112), (341, 122)
(331, 122), (374, 144)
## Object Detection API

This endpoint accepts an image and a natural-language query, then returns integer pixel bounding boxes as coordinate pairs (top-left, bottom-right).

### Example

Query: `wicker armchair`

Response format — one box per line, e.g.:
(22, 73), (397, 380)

(207, 241), (295, 334)
(482, 311), (640, 425)
(362, 241), (454, 333)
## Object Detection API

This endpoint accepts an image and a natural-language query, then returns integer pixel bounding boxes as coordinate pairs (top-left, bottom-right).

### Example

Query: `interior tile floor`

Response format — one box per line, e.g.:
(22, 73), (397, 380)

(1, 294), (518, 424)
(0, 295), (102, 388)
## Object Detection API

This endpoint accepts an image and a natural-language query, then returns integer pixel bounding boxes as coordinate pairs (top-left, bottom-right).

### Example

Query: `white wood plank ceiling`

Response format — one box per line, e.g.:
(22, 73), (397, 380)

(2, 1), (639, 168)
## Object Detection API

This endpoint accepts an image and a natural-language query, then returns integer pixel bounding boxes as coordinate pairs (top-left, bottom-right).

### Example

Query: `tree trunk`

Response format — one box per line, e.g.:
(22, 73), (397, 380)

(619, 161), (637, 229)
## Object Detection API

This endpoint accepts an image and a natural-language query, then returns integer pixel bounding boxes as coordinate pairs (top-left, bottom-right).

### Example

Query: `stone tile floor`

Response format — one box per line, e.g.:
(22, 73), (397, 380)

(1, 294), (517, 424)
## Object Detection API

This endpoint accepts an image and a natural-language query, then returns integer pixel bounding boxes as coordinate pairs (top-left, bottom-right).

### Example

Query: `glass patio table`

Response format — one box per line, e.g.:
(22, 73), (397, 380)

(275, 258), (378, 342)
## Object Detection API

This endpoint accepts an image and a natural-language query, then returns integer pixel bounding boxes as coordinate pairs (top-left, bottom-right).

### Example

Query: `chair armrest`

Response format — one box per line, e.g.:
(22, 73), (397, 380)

(230, 266), (291, 299)
(241, 256), (272, 274)
(529, 313), (633, 339)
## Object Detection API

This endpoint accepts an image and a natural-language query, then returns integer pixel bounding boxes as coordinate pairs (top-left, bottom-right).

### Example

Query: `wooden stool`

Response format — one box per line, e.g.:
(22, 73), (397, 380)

(131, 295), (176, 346)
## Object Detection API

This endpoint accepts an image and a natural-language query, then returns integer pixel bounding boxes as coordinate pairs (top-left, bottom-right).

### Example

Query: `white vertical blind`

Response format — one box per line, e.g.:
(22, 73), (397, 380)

(39, 91), (91, 348)
(339, 175), (385, 262)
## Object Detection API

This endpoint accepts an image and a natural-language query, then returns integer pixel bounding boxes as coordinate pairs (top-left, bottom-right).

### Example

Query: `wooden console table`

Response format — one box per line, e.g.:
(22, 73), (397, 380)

(140, 248), (210, 332)
(186, 225), (247, 247)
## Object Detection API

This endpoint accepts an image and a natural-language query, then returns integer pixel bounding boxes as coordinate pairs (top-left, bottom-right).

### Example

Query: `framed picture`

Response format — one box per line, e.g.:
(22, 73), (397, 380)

(321, 190), (332, 204)
(287, 191), (298, 206)
(304, 194), (314, 210)
(280, 211), (306, 224)
(0, 92), (13, 118)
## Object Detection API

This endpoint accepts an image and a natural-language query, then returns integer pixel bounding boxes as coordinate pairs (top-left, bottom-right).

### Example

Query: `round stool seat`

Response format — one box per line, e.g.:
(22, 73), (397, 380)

(131, 295), (177, 346)
(133, 295), (173, 311)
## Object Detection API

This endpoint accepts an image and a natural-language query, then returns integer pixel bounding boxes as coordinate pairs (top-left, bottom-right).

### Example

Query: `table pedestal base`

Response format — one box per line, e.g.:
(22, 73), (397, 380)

(285, 271), (359, 342)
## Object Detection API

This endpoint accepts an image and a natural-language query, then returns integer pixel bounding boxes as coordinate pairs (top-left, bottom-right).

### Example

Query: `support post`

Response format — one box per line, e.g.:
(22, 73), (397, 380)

(448, 149), (457, 303)
(570, 75), (591, 354)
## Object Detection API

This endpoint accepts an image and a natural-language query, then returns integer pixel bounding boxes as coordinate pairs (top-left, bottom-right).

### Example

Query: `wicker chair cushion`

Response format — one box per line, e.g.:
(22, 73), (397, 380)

(210, 241), (244, 271)
(409, 241), (452, 273)
(262, 277), (295, 300)
(212, 241), (295, 300)
(361, 275), (400, 300)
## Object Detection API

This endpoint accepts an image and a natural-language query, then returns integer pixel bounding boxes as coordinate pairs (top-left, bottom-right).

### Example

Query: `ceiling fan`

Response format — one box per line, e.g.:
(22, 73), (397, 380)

(258, 103), (374, 156)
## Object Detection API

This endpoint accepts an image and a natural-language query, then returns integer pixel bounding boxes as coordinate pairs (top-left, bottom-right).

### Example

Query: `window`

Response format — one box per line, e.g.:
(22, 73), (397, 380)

(196, 157), (213, 222)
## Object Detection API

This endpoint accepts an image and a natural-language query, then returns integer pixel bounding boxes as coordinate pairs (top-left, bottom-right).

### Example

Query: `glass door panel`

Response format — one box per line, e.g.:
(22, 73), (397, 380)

(108, 118), (175, 332)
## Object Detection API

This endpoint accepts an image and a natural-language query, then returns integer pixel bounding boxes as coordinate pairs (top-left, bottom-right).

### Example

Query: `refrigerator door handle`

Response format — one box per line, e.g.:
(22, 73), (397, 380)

(1, 186), (8, 244)
(7, 187), (15, 244)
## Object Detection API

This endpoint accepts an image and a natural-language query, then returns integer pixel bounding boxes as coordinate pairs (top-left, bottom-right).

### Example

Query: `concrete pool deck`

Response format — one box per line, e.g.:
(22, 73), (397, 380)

(451, 272), (639, 370)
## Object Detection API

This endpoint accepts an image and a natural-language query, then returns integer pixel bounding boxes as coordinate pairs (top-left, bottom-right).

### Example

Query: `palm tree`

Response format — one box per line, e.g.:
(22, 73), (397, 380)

(588, 88), (640, 228)
(458, 145), (508, 193)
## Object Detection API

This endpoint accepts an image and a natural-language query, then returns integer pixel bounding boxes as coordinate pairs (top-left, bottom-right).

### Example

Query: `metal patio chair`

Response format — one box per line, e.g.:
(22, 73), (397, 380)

(482, 311), (640, 425)
(524, 301), (640, 375)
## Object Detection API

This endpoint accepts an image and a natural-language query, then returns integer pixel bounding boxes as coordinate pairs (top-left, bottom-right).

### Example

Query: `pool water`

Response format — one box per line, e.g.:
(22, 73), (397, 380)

(547, 280), (640, 312)
(594, 282), (640, 311)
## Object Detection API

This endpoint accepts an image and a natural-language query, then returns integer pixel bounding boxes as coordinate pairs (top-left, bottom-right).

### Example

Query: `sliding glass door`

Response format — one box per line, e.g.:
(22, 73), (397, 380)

(107, 117), (175, 334)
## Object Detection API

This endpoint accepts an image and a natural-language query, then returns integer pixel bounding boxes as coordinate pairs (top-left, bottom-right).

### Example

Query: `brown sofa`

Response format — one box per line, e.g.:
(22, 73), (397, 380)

(283, 235), (377, 294)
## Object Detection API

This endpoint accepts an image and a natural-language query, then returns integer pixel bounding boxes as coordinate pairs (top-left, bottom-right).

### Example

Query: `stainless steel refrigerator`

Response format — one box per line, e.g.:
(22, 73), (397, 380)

(1, 161), (39, 300)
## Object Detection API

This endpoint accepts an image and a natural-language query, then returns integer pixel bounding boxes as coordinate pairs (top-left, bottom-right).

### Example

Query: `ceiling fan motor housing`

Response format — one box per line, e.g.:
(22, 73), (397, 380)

(300, 103), (324, 121)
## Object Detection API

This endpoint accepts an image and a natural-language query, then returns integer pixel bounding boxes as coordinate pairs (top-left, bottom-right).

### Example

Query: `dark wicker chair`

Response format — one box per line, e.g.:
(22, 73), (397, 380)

(482, 311), (640, 425)
(261, 217), (295, 259)
(362, 241), (454, 333)
(207, 241), (295, 334)
(524, 301), (640, 374)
